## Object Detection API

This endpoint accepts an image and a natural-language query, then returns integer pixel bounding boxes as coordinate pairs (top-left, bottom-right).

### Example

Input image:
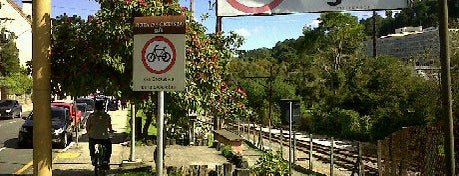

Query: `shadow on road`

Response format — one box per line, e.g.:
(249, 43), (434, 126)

(3, 138), (21, 149)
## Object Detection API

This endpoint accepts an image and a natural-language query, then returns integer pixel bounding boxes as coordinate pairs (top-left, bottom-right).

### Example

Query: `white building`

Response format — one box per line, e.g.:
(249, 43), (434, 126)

(365, 26), (443, 65)
(0, 0), (32, 66)
(364, 26), (459, 79)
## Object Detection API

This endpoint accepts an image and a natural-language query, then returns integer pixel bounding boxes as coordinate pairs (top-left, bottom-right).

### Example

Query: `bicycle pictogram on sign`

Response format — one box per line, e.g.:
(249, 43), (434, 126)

(146, 45), (172, 62)
(142, 36), (176, 74)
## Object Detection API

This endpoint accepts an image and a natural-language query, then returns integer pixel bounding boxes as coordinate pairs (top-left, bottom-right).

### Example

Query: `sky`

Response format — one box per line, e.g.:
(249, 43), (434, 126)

(11, 0), (380, 50)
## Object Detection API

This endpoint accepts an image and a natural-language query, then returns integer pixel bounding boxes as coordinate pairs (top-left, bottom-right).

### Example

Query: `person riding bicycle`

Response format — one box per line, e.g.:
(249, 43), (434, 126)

(87, 100), (113, 168)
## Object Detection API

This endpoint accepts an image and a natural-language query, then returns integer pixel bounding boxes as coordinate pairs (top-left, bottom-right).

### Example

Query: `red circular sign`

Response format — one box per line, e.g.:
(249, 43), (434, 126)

(142, 36), (176, 74)
(226, 0), (284, 13)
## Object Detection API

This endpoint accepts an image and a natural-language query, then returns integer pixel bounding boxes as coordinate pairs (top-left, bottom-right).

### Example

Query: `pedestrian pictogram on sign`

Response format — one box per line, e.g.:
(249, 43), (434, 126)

(142, 36), (176, 74)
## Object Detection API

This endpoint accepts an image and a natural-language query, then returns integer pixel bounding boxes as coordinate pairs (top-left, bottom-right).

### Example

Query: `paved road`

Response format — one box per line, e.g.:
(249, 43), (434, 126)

(0, 116), (33, 175)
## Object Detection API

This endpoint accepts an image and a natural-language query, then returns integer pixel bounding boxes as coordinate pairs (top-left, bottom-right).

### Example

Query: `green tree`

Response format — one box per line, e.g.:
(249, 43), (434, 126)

(0, 29), (20, 76)
(50, 14), (91, 97)
(0, 70), (33, 95)
(350, 56), (438, 140)
(50, 0), (252, 133)
(0, 29), (31, 95)
(271, 39), (298, 63)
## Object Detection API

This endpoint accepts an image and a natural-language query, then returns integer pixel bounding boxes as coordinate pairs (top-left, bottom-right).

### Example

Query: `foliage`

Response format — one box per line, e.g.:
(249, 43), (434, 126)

(50, 14), (95, 96)
(0, 70), (33, 95)
(50, 0), (253, 132)
(221, 145), (233, 159)
(119, 166), (156, 175)
(251, 151), (288, 176)
(227, 57), (298, 126)
(233, 11), (440, 141)
(0, 29), (21, 77)
(0, 28), (30, 95)
(308, 55), (440, 141)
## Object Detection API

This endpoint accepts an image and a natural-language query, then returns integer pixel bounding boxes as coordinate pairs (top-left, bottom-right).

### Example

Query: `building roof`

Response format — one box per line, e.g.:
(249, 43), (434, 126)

(4, 0), (32, 25)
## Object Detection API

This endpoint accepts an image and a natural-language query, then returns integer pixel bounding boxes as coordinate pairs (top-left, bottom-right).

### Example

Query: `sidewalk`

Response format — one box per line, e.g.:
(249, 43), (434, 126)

(19, 109), (307, 175)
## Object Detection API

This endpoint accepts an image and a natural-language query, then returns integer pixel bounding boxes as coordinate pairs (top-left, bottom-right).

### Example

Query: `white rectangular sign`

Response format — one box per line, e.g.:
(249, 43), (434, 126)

(217, 0), (409, 16)
(133, 34), (185, 91)
(133, 16), (186, 92)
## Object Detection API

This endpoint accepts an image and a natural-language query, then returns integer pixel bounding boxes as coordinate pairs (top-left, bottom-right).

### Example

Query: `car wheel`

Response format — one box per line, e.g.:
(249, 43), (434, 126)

(17, 111), (22, 119)
(17, 136), (27, 148)
(59, 133), (68, 149)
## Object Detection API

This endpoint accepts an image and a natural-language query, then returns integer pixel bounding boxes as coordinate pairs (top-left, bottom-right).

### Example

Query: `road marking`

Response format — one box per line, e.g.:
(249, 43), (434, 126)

(14, 154), (61, 175)
(0, 147), (5, 152)
(58, 152), (80, 158)
(60, 142), (75, 152)
(14, 160), (33, 175)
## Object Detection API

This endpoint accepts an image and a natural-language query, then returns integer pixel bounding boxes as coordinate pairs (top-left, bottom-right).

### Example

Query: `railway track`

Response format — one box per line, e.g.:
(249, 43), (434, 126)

(226, 123), (379, 175)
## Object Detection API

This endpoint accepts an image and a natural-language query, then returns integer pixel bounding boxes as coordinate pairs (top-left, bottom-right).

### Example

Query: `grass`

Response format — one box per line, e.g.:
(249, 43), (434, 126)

(119, 166), (156, 176)
(125, 107), (158, 145)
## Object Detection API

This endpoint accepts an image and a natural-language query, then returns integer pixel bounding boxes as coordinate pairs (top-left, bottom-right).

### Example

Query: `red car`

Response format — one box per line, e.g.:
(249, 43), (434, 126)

(51, 102), (82, 131)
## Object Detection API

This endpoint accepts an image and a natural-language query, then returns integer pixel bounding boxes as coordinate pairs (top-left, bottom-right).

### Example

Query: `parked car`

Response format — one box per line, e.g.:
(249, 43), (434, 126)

(18, 106), (74, 148)
(76, 98), (95, 113)
(51, 102), (82, 131)
(76, 103), (89, 129)
(0, 99), (22, 119)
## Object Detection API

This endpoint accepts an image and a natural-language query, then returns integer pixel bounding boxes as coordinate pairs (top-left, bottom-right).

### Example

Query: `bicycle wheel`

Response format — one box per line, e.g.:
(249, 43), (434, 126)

(163, 52), (171, 62)
(95, 144), (107, 176)
(94, 154), (101, 175)
(146, 53), (155, 62)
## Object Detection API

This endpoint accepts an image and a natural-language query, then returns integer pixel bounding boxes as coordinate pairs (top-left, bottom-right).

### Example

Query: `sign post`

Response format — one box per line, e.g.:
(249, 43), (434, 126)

(133, 16), (186, 175)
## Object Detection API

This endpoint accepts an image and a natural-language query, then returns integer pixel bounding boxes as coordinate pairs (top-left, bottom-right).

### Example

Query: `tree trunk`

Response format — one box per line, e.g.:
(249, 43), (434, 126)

(142, 111), (153, 139)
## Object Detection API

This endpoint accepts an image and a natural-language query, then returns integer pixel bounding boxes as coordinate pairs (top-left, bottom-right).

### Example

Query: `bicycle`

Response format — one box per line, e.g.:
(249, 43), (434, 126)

(146, 45), (171, 62)
(94, 131), (114, 176)
(94, 142), (109, 176)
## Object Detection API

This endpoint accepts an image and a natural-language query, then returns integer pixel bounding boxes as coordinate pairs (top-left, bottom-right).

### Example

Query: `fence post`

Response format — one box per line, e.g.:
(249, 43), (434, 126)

(253, 125), (256, 144)
(258, 124), (263, 148)
(309, 133), (313, 170)
(280, 129), (284, 157)
(223, 163), (233, 176)
(199, 165), (208, 176)
(216, 165), (223, 176)
(293, 132), (296, 164)
(330, 137), (334, 176)
(358, 142), (364, 176)
(377, 140), (382, 176)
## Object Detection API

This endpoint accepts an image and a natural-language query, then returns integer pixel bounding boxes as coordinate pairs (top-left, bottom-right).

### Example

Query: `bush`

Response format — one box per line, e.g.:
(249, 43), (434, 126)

(221, 145), (233, 159)
(251, 151), (288, 176)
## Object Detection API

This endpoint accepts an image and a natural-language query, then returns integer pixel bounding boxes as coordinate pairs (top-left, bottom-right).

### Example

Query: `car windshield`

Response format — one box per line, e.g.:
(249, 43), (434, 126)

(77, 99), (94, 111)
(53, 105), (70, 110)
(52, 110), (66, 120)
(29, 109), (66, 120)
(0, 100), (14, 106)
(77, 104), (86, 112)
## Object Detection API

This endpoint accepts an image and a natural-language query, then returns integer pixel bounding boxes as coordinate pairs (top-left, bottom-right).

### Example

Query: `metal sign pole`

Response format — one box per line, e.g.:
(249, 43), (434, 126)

(157, 91), (165, 175)
(130, 103), (136, 161)
(288, 101), (293, 176)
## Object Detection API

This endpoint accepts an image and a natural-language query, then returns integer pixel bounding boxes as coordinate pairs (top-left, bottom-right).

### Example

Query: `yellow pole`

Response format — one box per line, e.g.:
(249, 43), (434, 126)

(32, 0), (52, 175)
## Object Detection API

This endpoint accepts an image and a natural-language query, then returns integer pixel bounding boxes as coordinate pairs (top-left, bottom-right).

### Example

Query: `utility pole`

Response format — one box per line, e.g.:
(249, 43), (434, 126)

(215, 0), (222, 130)
(32, 0), (52, 175)
(438, 0), (455, 175)
(190, 0), (194, 13)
